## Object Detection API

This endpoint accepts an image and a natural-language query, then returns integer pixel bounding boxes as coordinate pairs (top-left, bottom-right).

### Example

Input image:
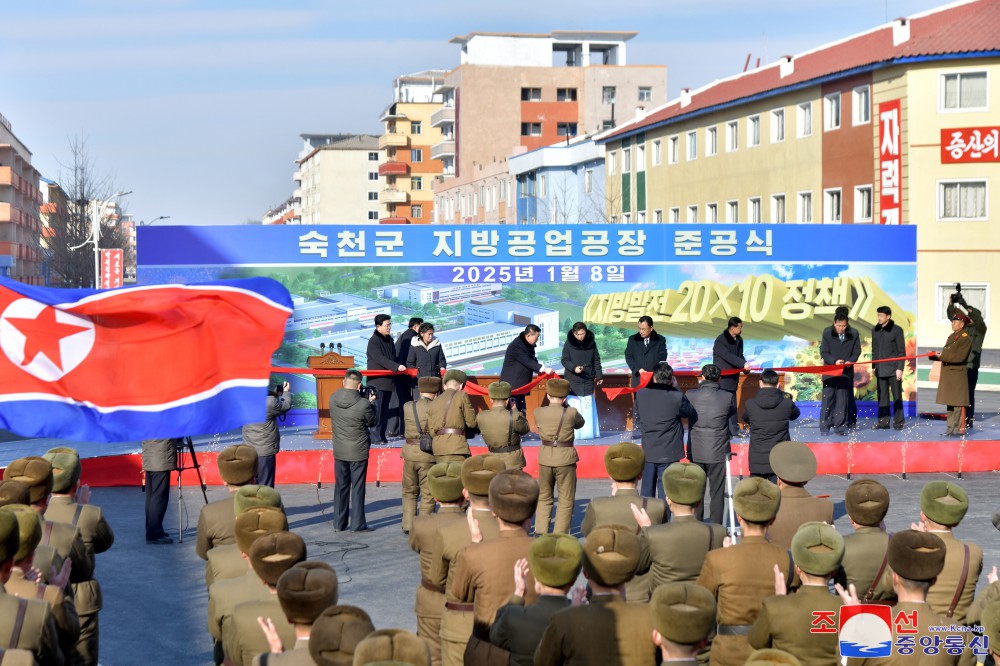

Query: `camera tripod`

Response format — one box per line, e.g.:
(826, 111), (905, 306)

(176, 436), (208, 543)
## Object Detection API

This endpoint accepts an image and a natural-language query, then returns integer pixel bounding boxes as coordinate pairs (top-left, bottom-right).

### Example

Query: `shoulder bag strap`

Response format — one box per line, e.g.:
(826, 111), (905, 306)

(507, 410), (513, 447)
(72, 503), (84, 527)
(706, 522), (716, 552)
(8, 598), (27, 649)
(947, 543), (971, 618)
(42, 520), (53, 546)
(864, 533), (892, 602)
(785, 550), (795, 591)
(554, 407), (568, 442)
(412, 400), (423, 436)
(442, 391), (458, 423)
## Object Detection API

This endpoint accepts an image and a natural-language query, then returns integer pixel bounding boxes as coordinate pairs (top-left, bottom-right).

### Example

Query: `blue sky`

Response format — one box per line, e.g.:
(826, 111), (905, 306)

(0, 0), (948, 225)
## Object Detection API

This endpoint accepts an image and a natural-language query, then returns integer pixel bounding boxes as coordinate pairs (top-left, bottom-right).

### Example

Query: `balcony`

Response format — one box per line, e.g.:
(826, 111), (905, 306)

(378, 133), (409, 149)
(430, 106), (455, 127)
(292, 171), (302, 182)
(379, 216), (408, 225)
(379, 189), (409, 204)
(0, 167), (12, 186)
(431, 140), (455, 160)
(378, 161), (409, 177)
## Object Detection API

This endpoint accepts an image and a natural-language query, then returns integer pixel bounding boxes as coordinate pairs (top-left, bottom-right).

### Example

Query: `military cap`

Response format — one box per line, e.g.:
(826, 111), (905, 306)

(529, 534), (582, 588)
(769, 441), (817, 483)
(488, 469), (539, 524)
(980, 600), (1000, 659)
(992, 509), (1000, 531)
(0, 509), (19, 563)
(427, 462), (463, 503)
(234, 505), (288, 554)
(888, 530), (946, 582)
(277, 561), (339, 625)
(461, 454), (506, 498)
(745, 649), (804, 666)
(604, 443), (645, 482)
(352, 629), (430, 666)
(417, 376), (442, 394)
(3, 457), (54, 505)
(42, 448), (82, 493)
(733, 477), (781, 523)
(845, 479), (890, 526)
(0, 480), (30, 507)
(442, 369), (467, 386)
(791, 522), (845, 576)
(662, 463), (707, 505)
(248, 530), (307, 587)
(234, 484), (283, 515)
(650, 582), (716, 645)
(545, 378), (570, 398)
(2, 504), (42, 562)
(217, 445), (258, 486)
(309, 605), (376, 666)
(582, 524), (640, 588)
(951, 311), (971, 324)
(920, 481), (969, 526)
(487, 381), (512, 400)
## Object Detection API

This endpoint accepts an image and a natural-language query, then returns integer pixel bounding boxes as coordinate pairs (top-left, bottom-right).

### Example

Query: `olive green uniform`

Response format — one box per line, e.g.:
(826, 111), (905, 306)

(842, 527), (894, 602)
(476, 405), (529, 471)
(4, 568), (80, 663)
(533, 405), (584, 535)
(427, 389), (477, 462)
(0, 588), (64, 666)
(205, 543), (249, 589)
(401, 398), (437, 533)
(252, 638), (311, 665)
(847, 601), (960, 665)
(195, 493), (237, 560)
(749, 585), (844, 665)
(766, 486), (834, 550)
(224, 597), (294, 666)
(534, 593), (658, 666)
(934, 328), (973, 434)
(207, 571), (271, 653)
(491, 595), (570, 666)
(637, 514), (726, 592)
(409, 506), (465, 666)
(925, 530), (982, 625)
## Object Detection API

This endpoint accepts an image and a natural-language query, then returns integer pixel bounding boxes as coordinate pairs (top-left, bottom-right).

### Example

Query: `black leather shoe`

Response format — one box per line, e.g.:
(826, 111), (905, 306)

(146, 535), (173, 545)
(893, 422), (905, 430)
(874, 423), (890, 430)
(352, 527), (375, 533)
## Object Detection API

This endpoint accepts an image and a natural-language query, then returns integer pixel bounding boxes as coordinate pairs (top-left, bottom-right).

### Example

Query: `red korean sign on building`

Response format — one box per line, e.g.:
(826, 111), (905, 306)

(879, 99), (902, 225)
(941, 127), (1000, 163)
(100, 248), (123, 289)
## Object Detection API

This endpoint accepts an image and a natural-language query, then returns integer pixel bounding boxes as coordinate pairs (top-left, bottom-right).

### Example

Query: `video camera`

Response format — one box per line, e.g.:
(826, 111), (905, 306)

(268, 383), (284, 397)
(358, 384), (378, 400)
(950, 283), (967, 306)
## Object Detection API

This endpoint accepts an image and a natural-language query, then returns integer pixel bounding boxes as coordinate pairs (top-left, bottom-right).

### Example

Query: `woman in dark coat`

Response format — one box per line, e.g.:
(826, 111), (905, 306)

(560, 322), (603, 439)
(406, 323), (447, 397)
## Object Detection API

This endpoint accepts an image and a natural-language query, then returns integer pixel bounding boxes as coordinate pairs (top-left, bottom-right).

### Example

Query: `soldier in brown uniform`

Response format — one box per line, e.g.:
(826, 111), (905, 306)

(650, 582), (717, 664)
(224, 531), (307, 666)
(766, 441), (834, 550)
(476, 382), (530, 471)
(535, 524), (658, 666)
(917, 481), (982, 625)
(354, 629), (431, 666)
(0, 509), (64, 666)
(41, 448), (112, 666)
(749, 522), (847, 664)
(428, 370), (478, 463)
(929, 312), (974, 436)
(428, 455), (504, 666)
(307, 605), (375, 666)
(842, 479), (894, 602)
(452, 469), (540, 665)
(980, 601), (1000, 664)
(196, 444), (258, 559)
(491, 534), (582, 666)
(533, 378), (585, 535)
(252, 561), (339, 665)
(206, 485), (283, 589)
(401, 376), (442, 534)
(410, 463), (465, 666)
(696, 477), (796, 666)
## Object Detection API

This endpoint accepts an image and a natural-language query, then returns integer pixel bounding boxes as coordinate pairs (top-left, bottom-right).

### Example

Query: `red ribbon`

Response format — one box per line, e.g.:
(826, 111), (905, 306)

(269, 366), (556, 398)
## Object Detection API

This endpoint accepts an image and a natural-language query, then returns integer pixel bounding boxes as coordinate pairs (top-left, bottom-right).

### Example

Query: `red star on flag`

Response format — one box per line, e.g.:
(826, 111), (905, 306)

(6, 306), (91, 370)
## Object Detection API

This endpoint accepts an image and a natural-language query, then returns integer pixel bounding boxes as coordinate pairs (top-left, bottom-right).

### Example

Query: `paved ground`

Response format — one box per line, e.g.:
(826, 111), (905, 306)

(80, 473), (1000, 665)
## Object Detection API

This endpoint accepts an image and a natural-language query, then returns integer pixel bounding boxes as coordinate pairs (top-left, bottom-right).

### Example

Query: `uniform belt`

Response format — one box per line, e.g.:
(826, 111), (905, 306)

(716, 624), (751, 636)
(444, 601), (474, 612)
(436, 428), (464, 436)
(405, 439), (422, 446)
(488, 444), (521, 454)
(421, 580), (445, 594)
(541, 440), (574, 447)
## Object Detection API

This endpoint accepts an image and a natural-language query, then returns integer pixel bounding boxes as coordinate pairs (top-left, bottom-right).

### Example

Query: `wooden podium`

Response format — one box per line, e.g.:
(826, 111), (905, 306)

(309, 352), (355, 440)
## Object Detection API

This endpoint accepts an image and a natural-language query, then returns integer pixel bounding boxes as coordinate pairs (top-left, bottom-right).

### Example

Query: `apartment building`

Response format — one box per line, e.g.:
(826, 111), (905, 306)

(508, 138), (607, 224)
(0, 113), (43, 284)
(297, 134), (383, 225)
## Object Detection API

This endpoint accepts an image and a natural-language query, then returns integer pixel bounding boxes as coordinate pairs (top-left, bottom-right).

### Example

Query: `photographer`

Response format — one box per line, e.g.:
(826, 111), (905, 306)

(330, 369), (377, 532)
(241, 381), (292, 487)
(476, 381), (530, 470)
(947, 285), (988, 429)
(141, 438), (181, 544)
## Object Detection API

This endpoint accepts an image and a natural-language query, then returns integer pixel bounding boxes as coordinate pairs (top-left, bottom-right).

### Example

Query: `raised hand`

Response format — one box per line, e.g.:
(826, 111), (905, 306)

(773, 564), (787, 596)
(467, 507), (483, 544)
(513, 558), (529, 597)
(256, 616), (284, 653)
(629, 502), (652, 529)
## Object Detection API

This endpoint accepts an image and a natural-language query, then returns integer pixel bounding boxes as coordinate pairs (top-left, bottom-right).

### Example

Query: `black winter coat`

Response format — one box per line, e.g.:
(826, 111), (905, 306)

(330, 388), (376, 462)
(820, 325), (861, 388)
(624, 330), (668, 387)
(713, 329), (745, 392)
(395, 328), (418, 365)
(560, 330), (603, 397)
(366, 331), (398, 391)
(634, 383), (697, 464)
(742, 387), (800, 475)
(871, 320), (905, 378)
(500, 333), (542, 390)
(686, 381), (735, 463)
(407, 337), (447, 378)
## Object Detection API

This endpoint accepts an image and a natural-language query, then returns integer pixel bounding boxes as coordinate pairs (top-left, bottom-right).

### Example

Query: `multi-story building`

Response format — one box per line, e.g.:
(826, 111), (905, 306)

(598, 0), (1000, 350)
(372, 281), (501, 305)
(434, 158), (515, 224)
(297, 134), (383, 225)
(263, 195), (300, 225)
(0, 113), (43, 284)
(431, 30), (666, 224)
(509, 138), (606, 224)
(464, 297), (561, 351)
(38, 177), (68, 286)
(378, 70), (448, 224)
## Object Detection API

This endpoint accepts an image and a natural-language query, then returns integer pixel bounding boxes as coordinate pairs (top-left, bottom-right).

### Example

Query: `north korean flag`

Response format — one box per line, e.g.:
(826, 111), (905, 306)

(0, 277), (293, 442)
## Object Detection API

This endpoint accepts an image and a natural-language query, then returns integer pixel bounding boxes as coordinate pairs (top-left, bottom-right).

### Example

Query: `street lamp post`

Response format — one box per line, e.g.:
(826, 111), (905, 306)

(140, 215), (170, 225)
(70, 190), (131, 288)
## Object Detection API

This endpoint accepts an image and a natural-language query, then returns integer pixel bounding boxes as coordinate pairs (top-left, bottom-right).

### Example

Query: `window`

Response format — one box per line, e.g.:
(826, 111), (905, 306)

(748, 116), (761, 147)
(668, 136), (679, 164)
(687, 131), (697, 160)
(726, 200), (739, 223)
(602, 119), (615, 130)
(603, 86), (617, 104)
(539, 175), (546, 199)
(623, 147), (631, 172)
(797, 102), (813, 137)
(411, 149), (423, 162)
(936, 283), (989, 324)
(521, 87), (541, 101)
(938, 180), (988, 220)
(824, 93), (841, 130)
(638, 87), (652, 102)
(520, 123), (542, 136)
(669, 208), (680, 224)
(609, 151), (617, 175)
(824, 188), (842, 223)
(652, 139), (662, 166)
(855, 186), (873, 222)
(687, 205), (698, 223)
(623, 212), (631, 223)
(941, 71), (988, 111)
(798, 192), (813, 222)
(771, 194), (786, 224)
(707, 203), (718, 223)
(637, 211), (647, 223)
(585, 169), (593, 193)
(748, 197), (762, 223)
(411, 121), (422, 135)
(636, 144), (645, 172)
(368, 151), (379, 161)
(368, 172), (379, 181)
(410, 176), (423, 191)
(852, 86), (871, 125)
(654, 209), (663, 223)
(707, 127), (718, 156)
(367, 210), (379, 220)
(726, 121), (739, 151)
(412, 204), (423, 219)
(557, 122), (578, 136)
(557, 88), (578, 101)
(367, 191), (378, 201)
(771, 109), (785, 142)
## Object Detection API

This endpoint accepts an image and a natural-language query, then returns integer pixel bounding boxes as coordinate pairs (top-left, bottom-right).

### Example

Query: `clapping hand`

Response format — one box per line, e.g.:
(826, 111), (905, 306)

(467, 507), (483, 544)
(835, 582), (861, 606)
(513, 558), (529, 598)
(256, 616), (284, 653)
(629, 503), (652, 529)
(773, 564), (787, 596)
(76, 484), (91, 505)
(570, 585), (588, 606)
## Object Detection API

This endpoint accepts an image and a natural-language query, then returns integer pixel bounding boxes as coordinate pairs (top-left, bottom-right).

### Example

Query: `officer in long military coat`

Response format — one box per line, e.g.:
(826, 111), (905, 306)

(930, 312), (974, 435)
